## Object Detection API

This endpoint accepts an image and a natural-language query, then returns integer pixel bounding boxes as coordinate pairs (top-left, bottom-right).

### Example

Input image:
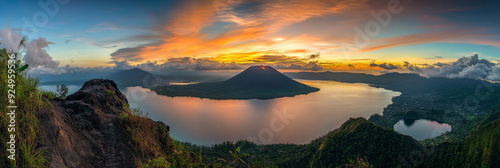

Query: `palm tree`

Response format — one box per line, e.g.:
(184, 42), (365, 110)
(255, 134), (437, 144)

(15, 36), (29, 72)
(0, 37), (29, 71)
(18, 36), (27, 51)
(216, 146), (250, 167)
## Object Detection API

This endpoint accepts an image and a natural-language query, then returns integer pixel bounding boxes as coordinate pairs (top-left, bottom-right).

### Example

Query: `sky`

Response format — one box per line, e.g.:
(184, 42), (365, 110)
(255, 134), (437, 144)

(1, 0), (500, 76)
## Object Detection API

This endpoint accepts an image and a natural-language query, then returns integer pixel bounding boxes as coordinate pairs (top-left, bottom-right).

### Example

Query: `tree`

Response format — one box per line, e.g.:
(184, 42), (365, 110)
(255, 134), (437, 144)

(56, 85), (69, 99)
(3, 36), (30, 72)
(216, 146), (250, 167)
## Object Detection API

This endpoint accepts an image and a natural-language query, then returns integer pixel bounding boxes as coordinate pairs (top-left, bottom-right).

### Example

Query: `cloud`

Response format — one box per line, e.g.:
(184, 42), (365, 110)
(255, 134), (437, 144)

(87, 22), (120, 33)
(29, 64), (113, 74)
(111, 57), (244, 71)
(114, 59), (133, 70)
(303, 61), (323, 71)
(110, 45), (151, 62)
(191, 59), (242, 70)
(406, 54), (500, 81)
(255, 55), (305, 64)
(276, 63), (303, 70)
(1, 26), (61, 71)
(487, 67), (500, 81)
(24, 37), (60, 69)
(162, 57), (243, 71)
(0, 25), (24, 53)
(75, 37), (122, 49)
(307, 52), (321, 59)
(275, 61), (324, 71)
(109, 0), (369, 63)
(111, 53), (327, 72)
(167, 57), (192, 64)
(426, 56), (443, 59)
(369, 60), (399, 70)
(286, 49), (309, 53)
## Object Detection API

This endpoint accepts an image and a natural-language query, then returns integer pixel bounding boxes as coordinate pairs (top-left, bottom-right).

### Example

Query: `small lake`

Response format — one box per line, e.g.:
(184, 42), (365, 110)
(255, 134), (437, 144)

(393, 119), (452, 140)
(40, 80), (401, 145)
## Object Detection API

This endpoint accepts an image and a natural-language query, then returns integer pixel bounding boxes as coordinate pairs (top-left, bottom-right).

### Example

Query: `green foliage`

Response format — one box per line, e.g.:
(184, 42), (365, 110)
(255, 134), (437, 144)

(17, 64), (29, 72)
(140, 156), (171, 168)
(39, 89), (57, 99)
(336, 156), (372, 168)
(184, 113), (500, 168)
(118, 111), (130, 122)
(120, 105), (206, 167)
(56, 84), (68, 99)
(0, 48), (48, 167)
(309, 118), (422, 168)
(215, 146), (251, 167)
(106, 90), (115, 96)
(19, 142), (48, 167)
(422, 108), (500, 168)
(2, 47), (498, 167)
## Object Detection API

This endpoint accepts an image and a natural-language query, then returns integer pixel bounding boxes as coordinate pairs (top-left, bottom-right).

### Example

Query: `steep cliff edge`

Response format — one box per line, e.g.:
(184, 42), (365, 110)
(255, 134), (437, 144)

(37, 79), (174, 167)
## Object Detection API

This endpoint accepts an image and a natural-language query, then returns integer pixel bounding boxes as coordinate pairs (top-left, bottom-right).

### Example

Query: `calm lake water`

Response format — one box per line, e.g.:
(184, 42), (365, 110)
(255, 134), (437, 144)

(393, 119), (452, 140)
(41, 80), (401, 145)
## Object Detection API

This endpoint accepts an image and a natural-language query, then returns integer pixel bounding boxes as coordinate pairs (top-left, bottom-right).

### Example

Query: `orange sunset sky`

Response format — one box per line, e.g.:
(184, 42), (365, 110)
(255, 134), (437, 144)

(1, 0), (500, 73)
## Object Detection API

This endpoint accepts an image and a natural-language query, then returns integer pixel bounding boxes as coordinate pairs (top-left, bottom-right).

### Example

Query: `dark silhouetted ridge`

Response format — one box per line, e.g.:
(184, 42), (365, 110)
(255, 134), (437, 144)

(109, 68), (157, 86)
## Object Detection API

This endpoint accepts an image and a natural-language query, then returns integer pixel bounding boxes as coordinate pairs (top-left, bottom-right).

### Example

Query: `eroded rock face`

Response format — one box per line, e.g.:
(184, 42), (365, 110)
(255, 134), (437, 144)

(37, 79), (170, 168)
(66, 79), (128, 114)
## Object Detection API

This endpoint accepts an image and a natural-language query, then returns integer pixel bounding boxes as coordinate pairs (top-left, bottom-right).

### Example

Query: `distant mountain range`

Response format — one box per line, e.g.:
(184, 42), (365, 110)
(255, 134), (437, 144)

(154, 66), (319, 100)
(41, 68), (165, 87)
(108, 68), (161, 87)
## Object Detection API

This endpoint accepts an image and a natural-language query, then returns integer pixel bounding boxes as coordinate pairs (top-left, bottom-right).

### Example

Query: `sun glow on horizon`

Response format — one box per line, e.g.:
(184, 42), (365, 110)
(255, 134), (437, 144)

(272, 37), (285, 42)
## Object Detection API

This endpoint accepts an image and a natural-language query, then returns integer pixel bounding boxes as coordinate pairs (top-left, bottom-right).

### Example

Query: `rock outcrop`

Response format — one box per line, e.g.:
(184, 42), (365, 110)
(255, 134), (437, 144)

(37, 79), (171, 168)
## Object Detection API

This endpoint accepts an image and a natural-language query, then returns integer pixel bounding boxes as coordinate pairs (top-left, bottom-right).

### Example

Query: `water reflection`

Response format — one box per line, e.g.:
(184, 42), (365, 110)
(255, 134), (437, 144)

(394, 119), (452, 141)
(39, 85), (81, 95)
(120, 80), (400, 145)
(39, 81), (401, 145)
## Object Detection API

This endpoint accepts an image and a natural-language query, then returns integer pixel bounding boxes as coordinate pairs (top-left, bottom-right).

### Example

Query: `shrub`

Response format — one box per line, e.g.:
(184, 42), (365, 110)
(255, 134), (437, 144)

(56, 84), (68, 99)
(0, 48), (48, 167)
(106, 90), (115, 96)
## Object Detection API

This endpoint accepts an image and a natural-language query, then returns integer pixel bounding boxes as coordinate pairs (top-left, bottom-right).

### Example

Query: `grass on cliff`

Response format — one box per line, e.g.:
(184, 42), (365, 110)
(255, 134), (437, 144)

(0, 48), (49, 167)
(119, 104), (207, 168)
(119, 105), (262, 168)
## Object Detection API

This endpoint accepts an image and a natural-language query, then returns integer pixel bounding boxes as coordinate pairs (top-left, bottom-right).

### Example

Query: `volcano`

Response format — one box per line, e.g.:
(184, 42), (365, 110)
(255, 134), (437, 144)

(225, 66), (316, 90)
(154, 66), (319, 100)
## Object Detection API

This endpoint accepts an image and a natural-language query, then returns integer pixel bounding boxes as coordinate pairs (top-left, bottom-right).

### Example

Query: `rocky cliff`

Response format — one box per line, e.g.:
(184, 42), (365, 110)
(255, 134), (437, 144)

(37, 79), (173, 167)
